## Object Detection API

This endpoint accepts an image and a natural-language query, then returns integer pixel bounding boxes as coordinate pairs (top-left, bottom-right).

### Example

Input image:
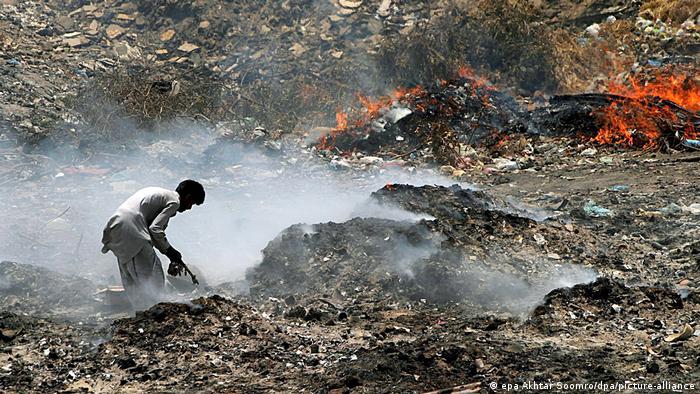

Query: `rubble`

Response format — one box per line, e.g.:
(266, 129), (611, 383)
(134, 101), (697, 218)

(0, 261), (99, 320)
(1, 0), (700, 392)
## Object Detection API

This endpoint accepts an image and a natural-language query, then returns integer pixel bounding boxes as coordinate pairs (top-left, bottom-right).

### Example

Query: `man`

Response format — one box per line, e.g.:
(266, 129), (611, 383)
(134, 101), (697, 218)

(101, 180), (205, 311)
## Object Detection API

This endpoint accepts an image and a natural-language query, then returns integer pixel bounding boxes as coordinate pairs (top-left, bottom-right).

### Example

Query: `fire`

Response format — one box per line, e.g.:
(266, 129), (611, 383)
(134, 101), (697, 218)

(317, 110), (349, 150)
(357, 94), (392, 123)
(606, 73), (700, 111)
(316, 66), (497, 151)
(356, 85), (426, 124)
(335, 111), (348, 131)
(457, 65), (493, 91)
(594, 69), (699, 148)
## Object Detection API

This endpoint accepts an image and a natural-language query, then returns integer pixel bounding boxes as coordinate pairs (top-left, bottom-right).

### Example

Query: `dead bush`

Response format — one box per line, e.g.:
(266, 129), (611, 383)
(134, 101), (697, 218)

(376, 0), (567, 93)
(70, 64), (227, 145)
(640, 0), (700, 24)
(548, 20), (636, 92)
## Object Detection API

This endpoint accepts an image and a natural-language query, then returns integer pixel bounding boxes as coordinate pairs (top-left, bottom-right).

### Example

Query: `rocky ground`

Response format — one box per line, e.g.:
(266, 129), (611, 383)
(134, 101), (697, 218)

(1, 0), (700, 393)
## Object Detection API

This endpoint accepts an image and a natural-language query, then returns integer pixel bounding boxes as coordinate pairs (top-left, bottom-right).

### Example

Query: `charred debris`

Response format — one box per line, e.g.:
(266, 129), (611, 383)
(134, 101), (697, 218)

(2, 0), (700, 393)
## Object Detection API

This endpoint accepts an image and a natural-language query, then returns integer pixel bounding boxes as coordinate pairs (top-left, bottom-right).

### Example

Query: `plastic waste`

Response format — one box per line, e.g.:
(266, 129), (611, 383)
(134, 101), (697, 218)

(584, 200), (613, 218)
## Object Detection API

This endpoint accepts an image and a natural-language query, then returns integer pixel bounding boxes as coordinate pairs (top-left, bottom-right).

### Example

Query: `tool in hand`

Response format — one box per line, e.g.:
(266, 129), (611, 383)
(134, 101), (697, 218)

(168, 260), (199, 285)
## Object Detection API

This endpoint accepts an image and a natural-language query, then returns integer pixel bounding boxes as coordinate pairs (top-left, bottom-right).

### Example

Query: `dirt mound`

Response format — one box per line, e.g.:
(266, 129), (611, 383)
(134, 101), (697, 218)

(247, 184), (599, 314)
(532, 277), (684, 324)
(0, 261), (98, 319)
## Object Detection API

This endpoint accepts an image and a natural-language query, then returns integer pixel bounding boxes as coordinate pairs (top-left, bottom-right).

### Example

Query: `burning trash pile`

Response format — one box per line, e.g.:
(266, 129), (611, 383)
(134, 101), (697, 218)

(316, 68), (527, 165)
(319, 64), (699, 167)
(533, 64), (700, 150)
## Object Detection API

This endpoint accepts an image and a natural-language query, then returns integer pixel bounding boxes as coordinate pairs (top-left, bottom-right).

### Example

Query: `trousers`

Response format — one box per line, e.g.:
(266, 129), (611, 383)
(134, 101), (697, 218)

(117, 244), (165, 311)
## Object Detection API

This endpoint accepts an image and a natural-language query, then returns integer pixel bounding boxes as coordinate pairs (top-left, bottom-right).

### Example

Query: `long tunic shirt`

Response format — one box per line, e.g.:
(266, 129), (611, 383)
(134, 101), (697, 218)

(101, 187), (180, 261)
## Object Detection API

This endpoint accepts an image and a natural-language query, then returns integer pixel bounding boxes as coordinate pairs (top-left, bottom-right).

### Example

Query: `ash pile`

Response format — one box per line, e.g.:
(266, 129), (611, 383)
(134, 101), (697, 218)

(0, 261), (100, 320)
(247, 183), (597, 316)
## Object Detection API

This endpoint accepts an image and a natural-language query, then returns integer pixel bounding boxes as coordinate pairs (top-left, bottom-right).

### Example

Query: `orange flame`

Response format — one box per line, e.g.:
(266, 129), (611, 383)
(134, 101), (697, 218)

(335, 111), (348, 131)
(356, 85), (426, 125)
(595, 70), (699, 148)
(607, 73), (700, 111)
(316, 67), (497, 151)
(457, 65), (493, 91)
(317, 110), (349, 150)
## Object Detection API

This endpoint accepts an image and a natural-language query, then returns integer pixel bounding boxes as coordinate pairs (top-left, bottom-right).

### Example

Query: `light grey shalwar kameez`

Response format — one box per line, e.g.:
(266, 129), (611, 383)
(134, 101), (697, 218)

(101, 187), (180, 310)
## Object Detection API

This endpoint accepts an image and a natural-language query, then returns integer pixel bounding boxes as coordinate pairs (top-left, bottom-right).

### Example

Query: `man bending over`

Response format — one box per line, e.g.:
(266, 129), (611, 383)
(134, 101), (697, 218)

(101, 180), (205, 311)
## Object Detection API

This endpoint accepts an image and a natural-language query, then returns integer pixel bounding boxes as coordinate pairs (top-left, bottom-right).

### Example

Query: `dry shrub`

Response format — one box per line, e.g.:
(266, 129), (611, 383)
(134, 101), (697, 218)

(468, 0), (559, 91)
(549, 20), (636, 92)
(640, 0), (700, 24)
(71, 64), (227, 145)
(376, 0), (565, 93)
(427, 122), (469, 168)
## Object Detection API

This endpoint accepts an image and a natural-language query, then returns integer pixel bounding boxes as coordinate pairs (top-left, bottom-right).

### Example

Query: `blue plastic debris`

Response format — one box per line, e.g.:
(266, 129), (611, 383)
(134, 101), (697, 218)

(609, 185), (630, 192)
(584, 200), (614, 218)
(682, 139), (700, 149)
(647, 59), (662, 67)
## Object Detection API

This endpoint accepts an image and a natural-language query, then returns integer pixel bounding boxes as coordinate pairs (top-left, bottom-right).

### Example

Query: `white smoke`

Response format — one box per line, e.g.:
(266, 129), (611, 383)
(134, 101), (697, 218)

(0, 119), (457, 287)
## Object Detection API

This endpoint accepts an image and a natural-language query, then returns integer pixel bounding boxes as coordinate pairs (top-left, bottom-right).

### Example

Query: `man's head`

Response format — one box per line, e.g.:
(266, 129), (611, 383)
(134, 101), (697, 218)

(175, 179), (205, 212)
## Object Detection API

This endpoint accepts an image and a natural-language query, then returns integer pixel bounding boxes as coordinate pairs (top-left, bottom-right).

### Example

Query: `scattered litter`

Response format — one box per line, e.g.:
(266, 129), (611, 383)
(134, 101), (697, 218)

(583, 200), (614, 218)
(609, 185), (629, 192)
(664, 324), (694, 342)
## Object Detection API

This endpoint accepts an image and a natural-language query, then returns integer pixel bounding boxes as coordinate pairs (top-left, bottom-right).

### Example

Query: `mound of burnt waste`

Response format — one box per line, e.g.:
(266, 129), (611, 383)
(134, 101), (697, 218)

(247, 184), (599, 314)
(321, 75), (527, 162)
(531, 277), (685, 331)
(0, 261), (99, 319)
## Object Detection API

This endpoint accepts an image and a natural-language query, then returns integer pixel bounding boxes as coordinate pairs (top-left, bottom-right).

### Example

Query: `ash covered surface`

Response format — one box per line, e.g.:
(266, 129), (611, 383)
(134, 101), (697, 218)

(1, 182), (700, 392)
(2, 0), (700, 392)
(3, 279), (699, 392)
(0, 261), (99, 320)
(248, 184), (598, 315)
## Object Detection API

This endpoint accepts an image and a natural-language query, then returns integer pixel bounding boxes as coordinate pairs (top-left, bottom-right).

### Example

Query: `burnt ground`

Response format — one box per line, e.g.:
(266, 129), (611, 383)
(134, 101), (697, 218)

(1, 0), (700, 393)
(2, 147), (700, 393)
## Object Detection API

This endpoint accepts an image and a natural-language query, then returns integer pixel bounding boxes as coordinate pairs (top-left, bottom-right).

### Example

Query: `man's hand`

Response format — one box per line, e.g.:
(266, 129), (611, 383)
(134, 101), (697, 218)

(164, 246), (182, 262)
(167, 261), (185, 277)
(167, 260), (200, 285)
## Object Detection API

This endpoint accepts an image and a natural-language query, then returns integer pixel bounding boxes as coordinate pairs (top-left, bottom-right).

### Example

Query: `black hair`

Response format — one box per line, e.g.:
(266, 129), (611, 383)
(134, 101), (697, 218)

(176, 179), (205, 204)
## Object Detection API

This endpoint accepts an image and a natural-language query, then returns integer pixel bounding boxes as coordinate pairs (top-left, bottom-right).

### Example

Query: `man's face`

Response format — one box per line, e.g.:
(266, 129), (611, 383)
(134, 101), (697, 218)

(178, 195), (196, 212)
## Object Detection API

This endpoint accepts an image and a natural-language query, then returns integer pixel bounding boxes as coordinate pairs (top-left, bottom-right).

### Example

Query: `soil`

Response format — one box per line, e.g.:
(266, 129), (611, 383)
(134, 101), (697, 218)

(1, 0), (699, 393)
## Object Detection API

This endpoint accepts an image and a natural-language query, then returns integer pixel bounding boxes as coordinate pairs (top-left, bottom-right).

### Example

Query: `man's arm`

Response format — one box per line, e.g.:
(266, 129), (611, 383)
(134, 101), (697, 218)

(148, 201), (179, 254)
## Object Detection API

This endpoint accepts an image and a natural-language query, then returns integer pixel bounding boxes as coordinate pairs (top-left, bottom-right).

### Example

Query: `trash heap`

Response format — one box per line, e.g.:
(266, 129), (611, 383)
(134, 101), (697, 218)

(0, 261), (99, 319)
(247, 184), (598, 315)
(318, 72), (527, 163)
(3, 271), (699, 392)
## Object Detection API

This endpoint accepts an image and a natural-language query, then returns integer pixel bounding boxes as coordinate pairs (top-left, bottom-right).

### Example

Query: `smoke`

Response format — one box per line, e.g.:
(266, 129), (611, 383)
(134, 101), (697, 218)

(405, 250), (597, 315)
(457, 260), (598, 315)
(0, 274), (9, 291)
(391, 231), (445, 278)
(1, 114), (598, 318)
(0, 119), (456, 287)
(351, 199), (435, 222)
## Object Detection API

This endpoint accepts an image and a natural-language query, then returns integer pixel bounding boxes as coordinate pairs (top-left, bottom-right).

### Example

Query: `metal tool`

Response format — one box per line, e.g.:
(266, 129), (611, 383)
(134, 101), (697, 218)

(168, 260), (199, 285)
